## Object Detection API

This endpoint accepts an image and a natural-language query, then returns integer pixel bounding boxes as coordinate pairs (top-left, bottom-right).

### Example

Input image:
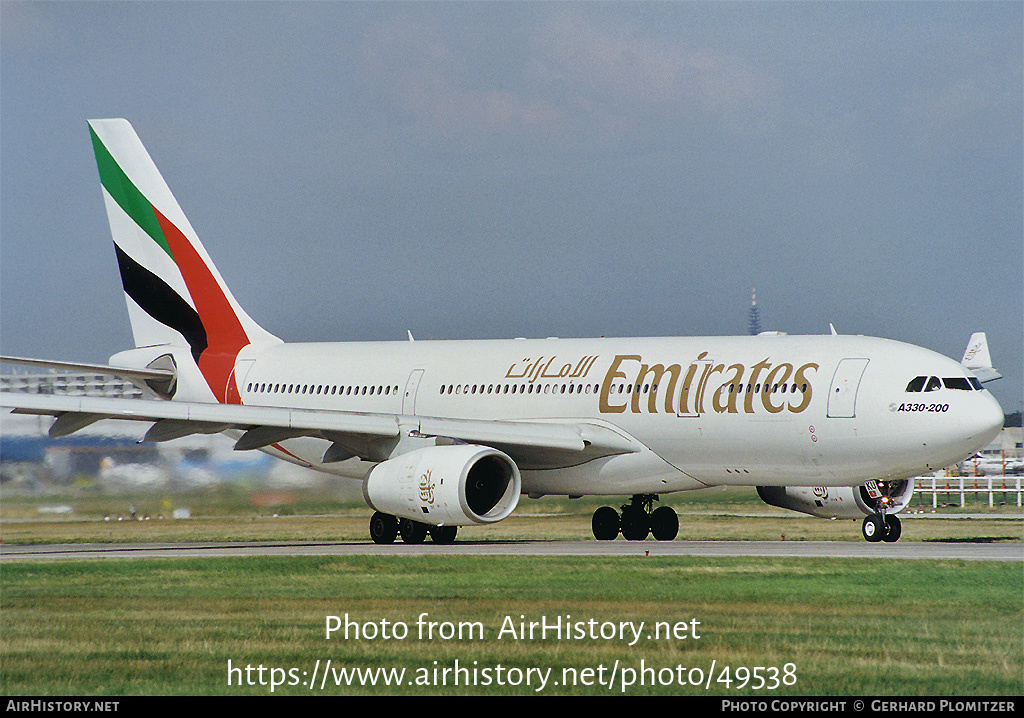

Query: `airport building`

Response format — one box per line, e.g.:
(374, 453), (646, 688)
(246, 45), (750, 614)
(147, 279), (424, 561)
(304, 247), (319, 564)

(1, 371), (145, 398)
(0, 371), (321, 492)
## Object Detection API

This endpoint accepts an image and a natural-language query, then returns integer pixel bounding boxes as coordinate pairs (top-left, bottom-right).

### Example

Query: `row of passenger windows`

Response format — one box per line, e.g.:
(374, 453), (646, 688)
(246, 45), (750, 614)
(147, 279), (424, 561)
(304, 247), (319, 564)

(245, 379), (813, 400)
(246, 382), (400, 397)
(437, 382), (808, 397)
(440, 383), (599, 396)
(905, 375), (983, 393)
(721, 382), (807, 394)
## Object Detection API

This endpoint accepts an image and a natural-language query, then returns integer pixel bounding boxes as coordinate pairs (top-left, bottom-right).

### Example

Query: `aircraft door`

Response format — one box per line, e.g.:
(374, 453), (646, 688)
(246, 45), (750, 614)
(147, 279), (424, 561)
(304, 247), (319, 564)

(227, 359), (256, 404)
(827, 358), (869, 418)
(403, 369), (424, 415)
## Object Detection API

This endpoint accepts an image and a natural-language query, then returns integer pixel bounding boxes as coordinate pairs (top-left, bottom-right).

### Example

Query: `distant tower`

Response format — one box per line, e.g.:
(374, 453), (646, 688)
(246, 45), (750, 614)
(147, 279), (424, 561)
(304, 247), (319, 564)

(748, 287), (762, 336)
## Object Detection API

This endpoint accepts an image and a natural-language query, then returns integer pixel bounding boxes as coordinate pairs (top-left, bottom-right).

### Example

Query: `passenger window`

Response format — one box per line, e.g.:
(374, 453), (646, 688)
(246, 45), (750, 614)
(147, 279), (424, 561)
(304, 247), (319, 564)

(905, 376), (926, 392)
(925, 377), (942, 392)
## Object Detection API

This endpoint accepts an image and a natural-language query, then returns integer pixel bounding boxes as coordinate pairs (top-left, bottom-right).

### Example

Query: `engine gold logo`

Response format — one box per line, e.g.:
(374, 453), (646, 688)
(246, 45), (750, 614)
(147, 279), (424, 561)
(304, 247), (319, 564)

(419, 470), (435, 504)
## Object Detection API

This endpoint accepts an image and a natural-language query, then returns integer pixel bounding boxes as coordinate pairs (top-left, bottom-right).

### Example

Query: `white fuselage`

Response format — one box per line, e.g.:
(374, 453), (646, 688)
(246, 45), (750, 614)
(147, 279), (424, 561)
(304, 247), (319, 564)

(222, 333), (1003, 497)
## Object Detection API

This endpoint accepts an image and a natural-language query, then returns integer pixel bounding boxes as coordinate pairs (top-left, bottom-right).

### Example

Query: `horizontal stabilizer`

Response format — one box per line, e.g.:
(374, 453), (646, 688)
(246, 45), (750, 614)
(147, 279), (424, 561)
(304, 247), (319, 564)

(1, 355), (173, 383)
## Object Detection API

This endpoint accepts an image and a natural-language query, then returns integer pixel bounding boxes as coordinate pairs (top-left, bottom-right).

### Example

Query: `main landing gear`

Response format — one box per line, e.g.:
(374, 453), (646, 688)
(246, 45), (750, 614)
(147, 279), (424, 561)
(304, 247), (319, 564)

(369, 512), (458, 545)
(861, 513), (901, 543)
(592, 494), (678, 541)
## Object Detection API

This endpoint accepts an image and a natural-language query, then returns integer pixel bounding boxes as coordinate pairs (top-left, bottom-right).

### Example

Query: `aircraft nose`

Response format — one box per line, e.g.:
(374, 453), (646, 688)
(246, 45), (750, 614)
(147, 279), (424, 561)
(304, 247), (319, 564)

(962, 390), (1004, 449)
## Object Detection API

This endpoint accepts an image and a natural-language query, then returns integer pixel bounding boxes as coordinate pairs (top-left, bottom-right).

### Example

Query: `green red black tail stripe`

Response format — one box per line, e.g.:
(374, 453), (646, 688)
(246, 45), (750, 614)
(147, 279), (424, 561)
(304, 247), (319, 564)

(91, 121), (251, 403)
(113, 244), (207, 365)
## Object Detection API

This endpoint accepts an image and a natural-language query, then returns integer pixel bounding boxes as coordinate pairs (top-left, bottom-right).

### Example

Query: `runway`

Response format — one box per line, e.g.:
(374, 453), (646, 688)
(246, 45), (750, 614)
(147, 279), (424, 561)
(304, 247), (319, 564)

(2, 539), (1020, 561)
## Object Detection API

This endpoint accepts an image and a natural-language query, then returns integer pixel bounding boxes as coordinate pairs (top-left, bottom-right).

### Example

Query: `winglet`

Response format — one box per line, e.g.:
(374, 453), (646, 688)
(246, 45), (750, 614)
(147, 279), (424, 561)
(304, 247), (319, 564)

(961, 332), (1001, 383)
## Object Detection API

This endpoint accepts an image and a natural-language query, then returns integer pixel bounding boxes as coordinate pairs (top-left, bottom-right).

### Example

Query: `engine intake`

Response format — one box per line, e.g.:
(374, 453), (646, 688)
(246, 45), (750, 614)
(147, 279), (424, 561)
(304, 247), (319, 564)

(363, 444), (521, 526)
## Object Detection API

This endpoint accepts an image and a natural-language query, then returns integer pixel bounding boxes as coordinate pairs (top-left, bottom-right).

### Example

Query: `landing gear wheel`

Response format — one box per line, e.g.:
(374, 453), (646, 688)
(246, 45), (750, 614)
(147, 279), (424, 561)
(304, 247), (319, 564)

(369, 512), (397, 544)
(882, 515), (902, 543)
(591, 496), (675, 541)
(862, 514), (884, 543)
(650, 506), (679, 541)
(620, 506), (650, 541)
(592, 506), (620, 540)
(429, 525), (458, 544)
(399, 518), (428, 544)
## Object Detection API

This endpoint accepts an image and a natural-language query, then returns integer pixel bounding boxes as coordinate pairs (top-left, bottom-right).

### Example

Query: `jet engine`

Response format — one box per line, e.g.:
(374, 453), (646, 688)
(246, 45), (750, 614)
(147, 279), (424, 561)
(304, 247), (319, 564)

(756, 479), (914, 520)
(363, 444), (521, 526)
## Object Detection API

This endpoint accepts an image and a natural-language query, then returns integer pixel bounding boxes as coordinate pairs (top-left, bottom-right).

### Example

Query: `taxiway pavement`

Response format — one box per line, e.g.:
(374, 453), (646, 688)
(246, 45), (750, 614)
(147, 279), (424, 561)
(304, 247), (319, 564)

(2, 539), (1020, 561)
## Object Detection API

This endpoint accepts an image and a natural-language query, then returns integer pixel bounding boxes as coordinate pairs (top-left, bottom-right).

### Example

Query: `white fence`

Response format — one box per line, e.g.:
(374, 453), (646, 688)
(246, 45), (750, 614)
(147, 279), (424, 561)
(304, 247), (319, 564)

(914, 474), (1023, 508)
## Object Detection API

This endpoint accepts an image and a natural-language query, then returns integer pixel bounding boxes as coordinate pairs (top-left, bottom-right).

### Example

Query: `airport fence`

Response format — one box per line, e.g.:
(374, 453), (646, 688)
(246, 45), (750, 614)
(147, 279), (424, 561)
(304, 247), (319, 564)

(913, 474), (1023, 509)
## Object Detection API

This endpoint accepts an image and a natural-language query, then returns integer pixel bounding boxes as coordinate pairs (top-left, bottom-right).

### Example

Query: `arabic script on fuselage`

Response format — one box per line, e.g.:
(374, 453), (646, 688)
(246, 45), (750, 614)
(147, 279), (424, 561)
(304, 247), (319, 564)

(504, 356), (600, 383)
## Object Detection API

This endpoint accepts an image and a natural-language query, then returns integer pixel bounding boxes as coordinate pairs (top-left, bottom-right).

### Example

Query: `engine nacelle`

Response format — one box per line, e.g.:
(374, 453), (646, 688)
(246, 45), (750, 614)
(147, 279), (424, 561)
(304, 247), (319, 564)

(756, 480), (914, 519)
(363, 444), (521, 526)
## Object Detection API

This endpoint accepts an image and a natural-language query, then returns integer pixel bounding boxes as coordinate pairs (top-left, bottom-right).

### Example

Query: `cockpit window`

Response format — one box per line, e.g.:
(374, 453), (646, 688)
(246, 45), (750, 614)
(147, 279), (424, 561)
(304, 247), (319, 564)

(905, 376), (926, 392)
(907, 375), (984, 392)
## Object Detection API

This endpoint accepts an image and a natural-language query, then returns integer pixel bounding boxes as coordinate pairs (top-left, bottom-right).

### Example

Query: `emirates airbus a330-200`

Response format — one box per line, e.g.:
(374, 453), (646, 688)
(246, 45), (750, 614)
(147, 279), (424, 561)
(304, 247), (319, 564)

(1, 120), (1005, 544)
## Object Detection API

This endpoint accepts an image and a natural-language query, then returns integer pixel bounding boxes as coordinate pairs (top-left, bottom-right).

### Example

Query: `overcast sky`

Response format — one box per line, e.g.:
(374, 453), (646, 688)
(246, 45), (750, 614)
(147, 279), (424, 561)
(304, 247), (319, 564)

(1, 1), (1021, 412)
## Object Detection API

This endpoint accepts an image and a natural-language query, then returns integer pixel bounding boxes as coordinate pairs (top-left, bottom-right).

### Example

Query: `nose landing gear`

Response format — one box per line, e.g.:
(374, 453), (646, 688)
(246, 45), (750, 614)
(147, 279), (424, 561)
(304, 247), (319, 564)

(592, 494), (678, 541)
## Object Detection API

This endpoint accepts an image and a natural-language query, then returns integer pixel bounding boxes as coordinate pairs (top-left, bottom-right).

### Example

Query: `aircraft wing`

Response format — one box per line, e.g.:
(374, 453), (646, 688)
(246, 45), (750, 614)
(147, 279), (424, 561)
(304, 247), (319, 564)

(1, 392), (638, 470)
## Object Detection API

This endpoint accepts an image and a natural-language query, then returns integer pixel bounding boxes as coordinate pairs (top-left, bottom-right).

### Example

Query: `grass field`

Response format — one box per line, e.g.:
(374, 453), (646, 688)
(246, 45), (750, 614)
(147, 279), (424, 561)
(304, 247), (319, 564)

(2, 482), (1022, 544)
(0, 556), (1020, 696)
(1, 484), (1022, 696)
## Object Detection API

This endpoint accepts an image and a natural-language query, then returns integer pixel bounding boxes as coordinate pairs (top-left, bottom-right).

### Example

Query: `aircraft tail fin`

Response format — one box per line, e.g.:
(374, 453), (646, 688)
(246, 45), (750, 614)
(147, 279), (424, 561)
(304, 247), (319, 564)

(88, 119), (280, 402)
(961, 332), (1001, 384)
